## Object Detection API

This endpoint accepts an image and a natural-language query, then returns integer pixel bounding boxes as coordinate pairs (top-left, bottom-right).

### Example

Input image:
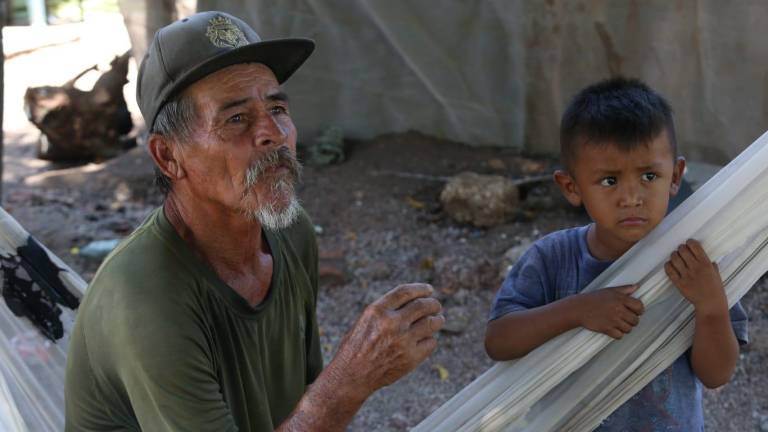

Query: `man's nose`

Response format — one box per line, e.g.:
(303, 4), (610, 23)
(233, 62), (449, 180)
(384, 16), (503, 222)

(253, 111), (287, 148)
(619, 181), (643, 207)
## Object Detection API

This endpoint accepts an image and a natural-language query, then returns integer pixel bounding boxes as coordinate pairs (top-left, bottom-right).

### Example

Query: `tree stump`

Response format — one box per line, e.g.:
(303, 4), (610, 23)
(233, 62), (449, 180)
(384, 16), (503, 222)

(23, 50), (135, 162)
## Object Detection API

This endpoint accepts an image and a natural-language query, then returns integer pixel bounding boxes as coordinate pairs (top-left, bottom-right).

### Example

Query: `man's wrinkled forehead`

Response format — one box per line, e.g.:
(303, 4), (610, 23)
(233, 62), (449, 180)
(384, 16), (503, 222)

(185, 63), (284, 114)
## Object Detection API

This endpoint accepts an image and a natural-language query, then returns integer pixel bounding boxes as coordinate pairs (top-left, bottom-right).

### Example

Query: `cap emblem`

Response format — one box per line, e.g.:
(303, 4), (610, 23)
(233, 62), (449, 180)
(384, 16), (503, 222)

(205, 15), (248, 48)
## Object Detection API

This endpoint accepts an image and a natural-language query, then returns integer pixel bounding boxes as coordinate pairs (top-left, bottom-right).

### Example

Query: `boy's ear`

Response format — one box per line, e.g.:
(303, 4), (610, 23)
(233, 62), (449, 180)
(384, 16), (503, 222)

(553, 170), (583, 207)
(669, 157), (686, 196)
(147, 134), (187, 181)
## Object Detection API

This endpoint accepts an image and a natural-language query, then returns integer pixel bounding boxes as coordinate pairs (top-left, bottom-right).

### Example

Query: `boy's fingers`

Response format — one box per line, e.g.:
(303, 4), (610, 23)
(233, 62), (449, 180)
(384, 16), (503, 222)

(624, 297), (644, 315)
(685, 239), (708, 261)
(621, 310), (640, 326)
(616, 321), (633, 334)
(669, 252), (687, 274)
(677, 245), (697, 267)
(665, 261), (681, 280)
(616, 284), (638, 295)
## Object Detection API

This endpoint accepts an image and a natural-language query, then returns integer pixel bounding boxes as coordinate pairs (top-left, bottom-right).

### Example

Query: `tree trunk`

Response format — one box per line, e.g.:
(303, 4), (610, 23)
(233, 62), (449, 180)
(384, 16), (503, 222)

(23, 51), (135, 162)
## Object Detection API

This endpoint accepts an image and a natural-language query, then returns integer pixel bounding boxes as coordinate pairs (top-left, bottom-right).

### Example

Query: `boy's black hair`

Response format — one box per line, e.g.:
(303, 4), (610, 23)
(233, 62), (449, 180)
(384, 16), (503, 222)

(560, 77), (677, 171)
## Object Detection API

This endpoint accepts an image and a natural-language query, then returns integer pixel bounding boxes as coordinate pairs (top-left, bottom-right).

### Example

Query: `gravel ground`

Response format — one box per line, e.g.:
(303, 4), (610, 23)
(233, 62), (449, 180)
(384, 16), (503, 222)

(4, 20), (766, 430)
(6, 130), (767, 431)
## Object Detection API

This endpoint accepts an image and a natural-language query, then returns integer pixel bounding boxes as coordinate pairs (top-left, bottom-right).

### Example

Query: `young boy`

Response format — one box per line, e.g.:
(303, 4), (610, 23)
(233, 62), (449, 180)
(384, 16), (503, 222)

(485, 78), (748, 431)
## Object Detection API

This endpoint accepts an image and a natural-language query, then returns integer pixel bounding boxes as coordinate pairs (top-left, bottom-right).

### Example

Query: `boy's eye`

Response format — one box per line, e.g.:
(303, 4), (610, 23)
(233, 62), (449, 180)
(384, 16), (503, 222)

(642, 172), (657, 182)
(600, 177), (617, 187)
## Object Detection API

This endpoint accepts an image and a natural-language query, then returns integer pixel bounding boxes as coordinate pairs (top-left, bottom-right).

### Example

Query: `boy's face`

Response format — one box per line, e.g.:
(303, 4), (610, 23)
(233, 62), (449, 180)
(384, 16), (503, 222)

(554, 131), (685, 259)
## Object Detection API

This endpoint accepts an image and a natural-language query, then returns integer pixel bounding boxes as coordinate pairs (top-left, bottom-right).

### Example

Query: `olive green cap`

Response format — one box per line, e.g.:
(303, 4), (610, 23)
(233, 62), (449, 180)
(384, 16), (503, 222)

(137, 11), (314, 131)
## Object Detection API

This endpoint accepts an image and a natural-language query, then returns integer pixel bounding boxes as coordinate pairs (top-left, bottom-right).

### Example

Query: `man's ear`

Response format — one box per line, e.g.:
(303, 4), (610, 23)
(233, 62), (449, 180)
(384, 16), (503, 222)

(553, 170), (582, 207)
(147, 134), (186, 181)
(669, 157), (686, 196)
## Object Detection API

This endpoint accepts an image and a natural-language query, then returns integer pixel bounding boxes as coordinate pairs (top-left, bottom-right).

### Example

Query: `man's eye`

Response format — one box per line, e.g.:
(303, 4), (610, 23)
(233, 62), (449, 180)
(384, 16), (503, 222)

(642, 172), (657, 182)
(227, 114), (244, 123)
(600, 177), (617, 187)
(270, 105), (288, 115)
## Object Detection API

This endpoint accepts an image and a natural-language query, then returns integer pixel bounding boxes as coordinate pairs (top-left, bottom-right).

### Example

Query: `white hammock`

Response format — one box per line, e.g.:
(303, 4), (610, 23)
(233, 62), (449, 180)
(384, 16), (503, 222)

(414, 131), (768, 431)
(0, 207), (86, 432)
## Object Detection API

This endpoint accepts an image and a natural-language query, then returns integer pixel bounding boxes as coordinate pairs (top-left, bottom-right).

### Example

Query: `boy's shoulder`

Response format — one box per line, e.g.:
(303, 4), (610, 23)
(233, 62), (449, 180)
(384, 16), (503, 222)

(524, 225), (590, 264)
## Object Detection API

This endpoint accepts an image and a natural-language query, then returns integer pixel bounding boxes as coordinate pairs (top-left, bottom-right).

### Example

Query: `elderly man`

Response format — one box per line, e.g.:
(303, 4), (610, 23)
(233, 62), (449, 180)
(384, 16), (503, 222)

(65, 11), (444, 431)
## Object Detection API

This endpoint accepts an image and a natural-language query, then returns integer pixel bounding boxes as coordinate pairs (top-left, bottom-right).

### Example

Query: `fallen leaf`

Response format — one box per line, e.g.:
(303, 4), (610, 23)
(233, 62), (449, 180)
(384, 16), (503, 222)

(420, 257), (434, 270)
(433, 363), (450, 382)
(405, 196), (426, 210)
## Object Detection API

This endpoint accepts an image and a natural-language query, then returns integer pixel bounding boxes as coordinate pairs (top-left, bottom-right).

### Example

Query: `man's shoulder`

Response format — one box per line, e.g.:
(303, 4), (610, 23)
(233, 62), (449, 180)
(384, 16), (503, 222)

(85, 208), (199, 308)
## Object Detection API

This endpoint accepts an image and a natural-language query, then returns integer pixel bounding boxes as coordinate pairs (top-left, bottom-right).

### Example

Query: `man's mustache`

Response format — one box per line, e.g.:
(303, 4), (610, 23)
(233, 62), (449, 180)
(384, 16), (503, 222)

(245, 147), (302, 188)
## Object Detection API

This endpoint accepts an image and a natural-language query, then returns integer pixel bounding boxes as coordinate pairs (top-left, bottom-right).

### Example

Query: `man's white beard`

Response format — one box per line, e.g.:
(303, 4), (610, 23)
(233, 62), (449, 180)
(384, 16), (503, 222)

(243, 177), (301, 230)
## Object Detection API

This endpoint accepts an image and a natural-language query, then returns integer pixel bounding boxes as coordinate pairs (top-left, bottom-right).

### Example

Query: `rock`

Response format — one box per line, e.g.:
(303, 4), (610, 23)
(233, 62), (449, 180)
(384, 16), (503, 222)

(761, 417), (768, 432)
(440, 172), (519, 227)
(498, 238), (533, 280)
(441, 305), (471, 334)
(389, 412), (409, 430)
(434, 256), (498, 294)
(75, 239), (121, 259)
(487, 158), (507, 170)
(368, 261), (392, 280)
(319, 247), (347, 286)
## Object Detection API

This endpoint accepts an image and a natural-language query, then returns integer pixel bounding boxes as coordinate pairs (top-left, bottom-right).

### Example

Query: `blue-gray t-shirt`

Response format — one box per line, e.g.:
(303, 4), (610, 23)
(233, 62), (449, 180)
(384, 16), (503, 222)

(490, 225), (749, 432)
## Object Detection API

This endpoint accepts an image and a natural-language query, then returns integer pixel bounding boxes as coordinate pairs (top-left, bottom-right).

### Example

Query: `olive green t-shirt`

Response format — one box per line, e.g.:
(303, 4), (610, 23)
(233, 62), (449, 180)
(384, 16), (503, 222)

(65, 207), (323, 431)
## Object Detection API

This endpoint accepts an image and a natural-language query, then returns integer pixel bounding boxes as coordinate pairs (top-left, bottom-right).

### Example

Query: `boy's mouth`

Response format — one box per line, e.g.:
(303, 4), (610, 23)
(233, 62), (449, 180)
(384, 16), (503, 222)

(618, 217), (648, 226)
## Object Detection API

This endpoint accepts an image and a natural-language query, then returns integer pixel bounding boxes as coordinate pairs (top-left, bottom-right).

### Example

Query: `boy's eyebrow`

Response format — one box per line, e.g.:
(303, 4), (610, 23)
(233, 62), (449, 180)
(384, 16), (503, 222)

(635, 162), (665, 171)
(591, 168), (622, 176)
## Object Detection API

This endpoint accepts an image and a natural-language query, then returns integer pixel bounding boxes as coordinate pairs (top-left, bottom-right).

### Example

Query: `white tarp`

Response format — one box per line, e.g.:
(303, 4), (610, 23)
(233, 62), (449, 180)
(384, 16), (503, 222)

(191, 0), (768, 164)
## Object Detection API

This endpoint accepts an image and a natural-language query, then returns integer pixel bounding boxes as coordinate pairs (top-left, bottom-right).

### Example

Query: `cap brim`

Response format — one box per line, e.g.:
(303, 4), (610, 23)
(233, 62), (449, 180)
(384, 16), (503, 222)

(162, 38), (315, 106)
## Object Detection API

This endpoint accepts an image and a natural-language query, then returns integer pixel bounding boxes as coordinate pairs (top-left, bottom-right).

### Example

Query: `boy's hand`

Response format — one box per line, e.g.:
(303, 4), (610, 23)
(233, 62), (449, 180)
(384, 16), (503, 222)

(664, 239), (728, 314)
(575, 285), (644, 339)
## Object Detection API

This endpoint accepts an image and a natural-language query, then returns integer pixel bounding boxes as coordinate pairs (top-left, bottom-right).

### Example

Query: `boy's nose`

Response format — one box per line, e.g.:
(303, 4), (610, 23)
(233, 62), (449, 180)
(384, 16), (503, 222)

(619, 183), (643, 207)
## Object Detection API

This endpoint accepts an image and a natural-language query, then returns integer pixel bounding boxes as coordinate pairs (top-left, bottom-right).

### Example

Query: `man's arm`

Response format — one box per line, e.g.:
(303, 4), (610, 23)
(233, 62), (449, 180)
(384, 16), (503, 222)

(278, 283), (444, 431)
(485, 285), (644, 360)
(665, 239), (739, 388)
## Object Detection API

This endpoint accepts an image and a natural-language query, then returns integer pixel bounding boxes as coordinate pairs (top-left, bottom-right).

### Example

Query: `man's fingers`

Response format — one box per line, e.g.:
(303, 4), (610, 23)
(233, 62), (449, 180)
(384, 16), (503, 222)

(410, 314), (445, 340)
(414, 336), (438, 359)
(399, 298), (442, 326)
(377, 284), (433, 309)
(607, 329), (624, 340)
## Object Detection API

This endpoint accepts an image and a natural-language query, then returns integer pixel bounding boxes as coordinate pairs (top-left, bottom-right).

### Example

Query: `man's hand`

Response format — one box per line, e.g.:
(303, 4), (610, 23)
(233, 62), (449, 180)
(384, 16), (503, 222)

(664, 239), (727, 313)
(574, 285), (644, 339)
(329, 283), (444, 400)
(278, 284), (443, 431)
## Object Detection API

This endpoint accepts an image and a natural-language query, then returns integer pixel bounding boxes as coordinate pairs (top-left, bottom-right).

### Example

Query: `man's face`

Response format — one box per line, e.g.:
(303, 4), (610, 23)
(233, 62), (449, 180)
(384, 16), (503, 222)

(176, 63), (302, 229)
(557, 131), (684, 256)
